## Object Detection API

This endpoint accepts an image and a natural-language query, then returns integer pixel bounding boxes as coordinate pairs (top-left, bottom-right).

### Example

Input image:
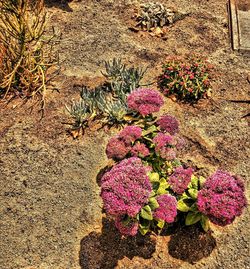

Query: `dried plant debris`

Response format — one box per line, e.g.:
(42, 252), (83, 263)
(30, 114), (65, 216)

(135, 2), (188, 32)
(0, 0), (59, 113)
(66, 59), (148, 137)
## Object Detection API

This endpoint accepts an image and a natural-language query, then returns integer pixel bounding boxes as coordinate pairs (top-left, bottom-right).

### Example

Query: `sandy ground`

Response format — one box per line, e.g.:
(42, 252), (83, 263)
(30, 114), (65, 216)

(0, 0), (250, 268)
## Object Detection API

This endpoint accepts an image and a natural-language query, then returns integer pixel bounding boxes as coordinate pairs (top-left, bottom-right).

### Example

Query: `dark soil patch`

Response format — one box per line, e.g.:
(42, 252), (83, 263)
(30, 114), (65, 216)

(168, 225), (217, 264)
(79, 218), (156, 269)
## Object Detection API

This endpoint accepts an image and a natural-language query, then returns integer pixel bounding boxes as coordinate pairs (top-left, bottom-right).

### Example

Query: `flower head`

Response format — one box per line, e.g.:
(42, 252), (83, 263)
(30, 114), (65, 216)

(197, 170), (247, 226)
(127, 88), (164, 116)
(115, 216), (139, 236)
(101, 157), (152, 217)
(130, 142), (150, 158)
(106, 126), (142, 160)
(106, 137), (130, 160)
(153, 132), (176, 160)
(168, 166), (193, 194)
(156, 114), (179, 135)
(119, 126), (142, 145)
(153, 194), (177, 223)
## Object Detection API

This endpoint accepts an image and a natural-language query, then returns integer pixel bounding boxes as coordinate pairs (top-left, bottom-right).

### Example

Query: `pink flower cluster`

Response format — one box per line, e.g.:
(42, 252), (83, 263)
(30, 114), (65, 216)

(131, 142), (150, 158)
(168, 166), (193, 194)
(115, 216), (139, 236)
(119, 126), (142, 145)
(197, 170), (247, 226)
(153, 194), (177, 223)
(153, 132), (176, 160)
(101, 157), (152, 217)
(127, 88), (164, 116)
(106, 137), (129, 160)
(106, 126), (142, 160)
(156, 114), (179, 135)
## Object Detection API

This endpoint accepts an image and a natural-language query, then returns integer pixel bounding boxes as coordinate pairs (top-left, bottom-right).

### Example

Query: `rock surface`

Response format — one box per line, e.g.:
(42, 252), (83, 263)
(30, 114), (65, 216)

(0, 0), (249, 268)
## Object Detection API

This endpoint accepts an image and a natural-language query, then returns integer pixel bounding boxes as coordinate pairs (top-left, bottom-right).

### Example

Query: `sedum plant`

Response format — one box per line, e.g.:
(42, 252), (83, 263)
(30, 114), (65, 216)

(100, 110), (247, 236)
(158, 55), (213, 101)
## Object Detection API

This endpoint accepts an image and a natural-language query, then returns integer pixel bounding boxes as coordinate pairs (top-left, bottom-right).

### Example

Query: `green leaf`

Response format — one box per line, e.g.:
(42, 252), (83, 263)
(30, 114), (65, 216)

(159, 178), (170, 189)
(200, 215), (210, 232)
(140, 205), (153, 220)
(190, 203), (198, 212)
(157, 220), (165, 229)
(139, 225), (149, 235)
(199, 176), (206, 188)
(156, 187), (168, 195)
(149, 190), (156, 197)
(149, 172), (160, 182)
(188, 188), (198, 199)
(148, 197), (159, 210)
(190, 175), (199, 189)
(177, 199), (190, 212)
(142, 125), (158, 136)
(180, 192), (190, 200)
(185, 212), (202, 226)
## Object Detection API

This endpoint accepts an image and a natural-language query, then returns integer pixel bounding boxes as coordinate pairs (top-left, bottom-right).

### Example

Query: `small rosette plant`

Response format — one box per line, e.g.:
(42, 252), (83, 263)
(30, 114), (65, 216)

(158, 55), (213, 101)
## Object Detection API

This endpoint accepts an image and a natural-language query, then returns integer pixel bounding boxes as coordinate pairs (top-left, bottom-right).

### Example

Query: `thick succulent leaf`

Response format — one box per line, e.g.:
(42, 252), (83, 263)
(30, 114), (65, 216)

(157, 220), (165, 229)
(148, 197), (159, 210)
(149, 172), (160, 182)
(200, 215), (210, 232)
(185, 212), (202, 225)
(177, 199), (191, 212)
(188, 188), (198, 199)
(140, 205), (153, 220)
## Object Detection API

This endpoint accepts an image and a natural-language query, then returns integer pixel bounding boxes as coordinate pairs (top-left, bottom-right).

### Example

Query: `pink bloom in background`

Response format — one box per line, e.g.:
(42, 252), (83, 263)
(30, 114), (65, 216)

(168, 166), (193, 194)
(163, 148), (176, 161)
(153, 132), (176, 159)
(115, 216), (139, 236)
(153, 194), (177, 223)
(127, 88), (164, 116)
(119, 126), (142, 145)
(101, 157), (152, 217)
(156, 114), (179, 135)
(197, 170), (247, 226)
(175, 136), (186, 150)
(130, 142), (150, 158)
(106, 137), (130, 160)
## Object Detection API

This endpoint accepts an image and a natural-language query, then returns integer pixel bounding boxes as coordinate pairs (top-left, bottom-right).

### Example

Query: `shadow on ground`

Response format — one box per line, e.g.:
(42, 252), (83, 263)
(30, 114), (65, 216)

(44, 0), (77, 12)
(168, 224), (217, 264)
(79, 218), (156, 269)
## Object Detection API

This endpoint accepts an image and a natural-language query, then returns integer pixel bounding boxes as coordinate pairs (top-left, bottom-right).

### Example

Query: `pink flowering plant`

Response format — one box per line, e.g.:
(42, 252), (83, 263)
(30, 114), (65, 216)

(158, 55), (213, 101)
(100, 111), (247, 236)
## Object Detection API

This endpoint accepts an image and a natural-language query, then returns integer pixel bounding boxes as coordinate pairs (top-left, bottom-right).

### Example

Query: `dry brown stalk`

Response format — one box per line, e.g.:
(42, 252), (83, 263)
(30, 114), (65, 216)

(0, 0), (58, 113)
